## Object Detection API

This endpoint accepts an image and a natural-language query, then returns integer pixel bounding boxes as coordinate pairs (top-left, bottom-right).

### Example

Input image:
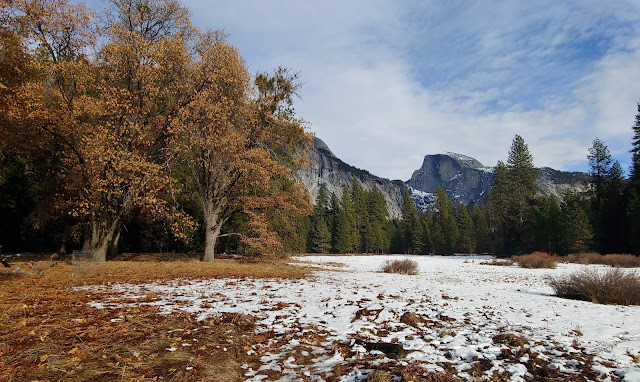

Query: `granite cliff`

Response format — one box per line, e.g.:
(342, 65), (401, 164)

(296, 138), (405, 218)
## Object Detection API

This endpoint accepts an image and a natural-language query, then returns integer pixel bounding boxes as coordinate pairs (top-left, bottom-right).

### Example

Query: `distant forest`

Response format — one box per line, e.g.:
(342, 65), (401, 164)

(2, 1), (640, 259)
(306, 129), (640, 257)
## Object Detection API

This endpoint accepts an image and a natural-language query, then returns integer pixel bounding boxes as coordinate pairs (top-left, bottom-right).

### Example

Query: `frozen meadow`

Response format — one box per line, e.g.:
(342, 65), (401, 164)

(81, 255), (640, 381)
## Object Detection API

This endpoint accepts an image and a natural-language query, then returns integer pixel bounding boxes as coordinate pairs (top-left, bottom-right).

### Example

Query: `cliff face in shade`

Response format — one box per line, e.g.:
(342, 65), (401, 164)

(296, 137), (405, 218)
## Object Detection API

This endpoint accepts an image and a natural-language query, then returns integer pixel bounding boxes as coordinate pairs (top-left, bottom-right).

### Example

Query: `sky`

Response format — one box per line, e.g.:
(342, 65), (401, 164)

(186, 1), (639, 180)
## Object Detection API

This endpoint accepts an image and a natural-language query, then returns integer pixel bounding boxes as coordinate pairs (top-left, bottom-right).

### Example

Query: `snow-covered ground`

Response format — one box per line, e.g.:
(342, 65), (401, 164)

(80, 255), (640, 381)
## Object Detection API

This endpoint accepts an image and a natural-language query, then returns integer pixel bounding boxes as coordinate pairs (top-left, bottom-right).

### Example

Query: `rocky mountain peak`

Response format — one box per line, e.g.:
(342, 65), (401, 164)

(407, 154), (493, 207)
(442, 152), (487, 169)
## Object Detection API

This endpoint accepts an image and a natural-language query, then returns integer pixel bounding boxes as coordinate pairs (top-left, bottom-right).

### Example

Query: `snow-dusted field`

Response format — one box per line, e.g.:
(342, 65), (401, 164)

(82, 255), (640, 381)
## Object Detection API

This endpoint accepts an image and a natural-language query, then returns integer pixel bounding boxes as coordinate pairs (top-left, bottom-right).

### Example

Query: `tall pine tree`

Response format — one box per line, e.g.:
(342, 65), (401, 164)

(435, 187), (459, 255)
(334, 185), (358, 253)
(559, 191), (593, 254)
(507, 134), (537, 253)
(629, 103), (640, 254)
(309, 188), (331, 253)
(587, 138), (613, 253)
(351, 178), (368, 252)
(364, 187), (389, 253)
(488, 135), (537, 255)
(399, 186), (423, 254)
(631, 102), (640, 191)
(471, 204), (492, 253)
(455, 203), (475, 253)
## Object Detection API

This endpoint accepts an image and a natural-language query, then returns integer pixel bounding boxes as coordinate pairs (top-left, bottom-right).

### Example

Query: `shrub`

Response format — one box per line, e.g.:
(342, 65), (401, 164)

(549, 268), (640, 305)
(600, 254), (640, 268)
(562, 253), (640, 267)
(563, 252), (601, 265)
(512, 252), (557, 269)
(380, 259), (419, 275)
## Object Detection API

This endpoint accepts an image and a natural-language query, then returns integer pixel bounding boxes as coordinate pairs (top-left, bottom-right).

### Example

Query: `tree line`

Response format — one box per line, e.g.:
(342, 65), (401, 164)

(304, 178), (493, 255)
(486, 124), (640, 256)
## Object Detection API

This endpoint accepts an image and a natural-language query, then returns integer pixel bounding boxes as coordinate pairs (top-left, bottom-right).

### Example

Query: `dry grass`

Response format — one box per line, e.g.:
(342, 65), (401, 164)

(563, 253), (640, 268)
(68, 257), (309, 284)
(549, 268), (640, 305)
(511, 252), (557, 269)
(380, 258), (419, 275)
(0, 259), (312, 381)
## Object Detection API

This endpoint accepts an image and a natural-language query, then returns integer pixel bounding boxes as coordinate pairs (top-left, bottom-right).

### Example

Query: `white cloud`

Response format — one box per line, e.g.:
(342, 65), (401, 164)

(185, 0), (640, 180)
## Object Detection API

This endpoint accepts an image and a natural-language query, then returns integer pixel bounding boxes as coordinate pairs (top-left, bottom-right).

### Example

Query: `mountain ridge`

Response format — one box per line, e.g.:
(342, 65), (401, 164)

(297, 138), (589, 215)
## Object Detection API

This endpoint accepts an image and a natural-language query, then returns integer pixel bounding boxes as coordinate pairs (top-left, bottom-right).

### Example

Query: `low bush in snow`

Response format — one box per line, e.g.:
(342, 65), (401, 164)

(480, 258), (514, 266)
(562, 252), (602, 265)
(600, 254), (640, 267)
(512, 252), (557, 269)
(549, 268), (640, 305)
(380, 259), (419, 275)
(563, 253), (640, 267)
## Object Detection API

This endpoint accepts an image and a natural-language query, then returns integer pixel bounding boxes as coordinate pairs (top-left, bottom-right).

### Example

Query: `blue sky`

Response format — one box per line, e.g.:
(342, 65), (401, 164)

(117, 1), (640, 180)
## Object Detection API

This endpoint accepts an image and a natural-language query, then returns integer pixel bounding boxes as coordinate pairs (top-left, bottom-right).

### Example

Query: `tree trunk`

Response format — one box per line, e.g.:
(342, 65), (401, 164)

(82, 226), (92, 253)
(58, 237), (67, 255)
(108, 228), (122, 259)
(202, 201), (223, 262)
(90, 219), (121, 262)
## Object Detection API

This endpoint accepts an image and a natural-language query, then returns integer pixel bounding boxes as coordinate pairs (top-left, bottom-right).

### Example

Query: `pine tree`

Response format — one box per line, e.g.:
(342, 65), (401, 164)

(309, 189), (331, 253)
(429, 219), (446, 254)
(400, 186), (420, 253)
(602, 161), (628, 253)
(630, 102), (640, 191)
(365, 187), (388, 253)
(588, 138), (613, 209)
(629, 103), (640, 254)
(488, 135), (537, 255)
(471, 204), (492, 254)
(435, 187), (459, 255)
(310, 214), (332, 253)
(418, 214), (432, 254)
(351, 178), (367, 251)
(455, 203), (475, 253)
(587, 138), (613, 253)
(315, 188), (329, 219)
(488, 161), (510, 254)
(328, 192), (341, 251)
(559, 191), (593, 254)
(507, 135), (537, 253)
(334, 185), (358, 253)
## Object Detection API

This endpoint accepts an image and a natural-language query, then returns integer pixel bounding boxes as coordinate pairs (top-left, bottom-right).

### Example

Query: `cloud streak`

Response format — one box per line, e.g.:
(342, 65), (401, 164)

(188, 0), (640, 180)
